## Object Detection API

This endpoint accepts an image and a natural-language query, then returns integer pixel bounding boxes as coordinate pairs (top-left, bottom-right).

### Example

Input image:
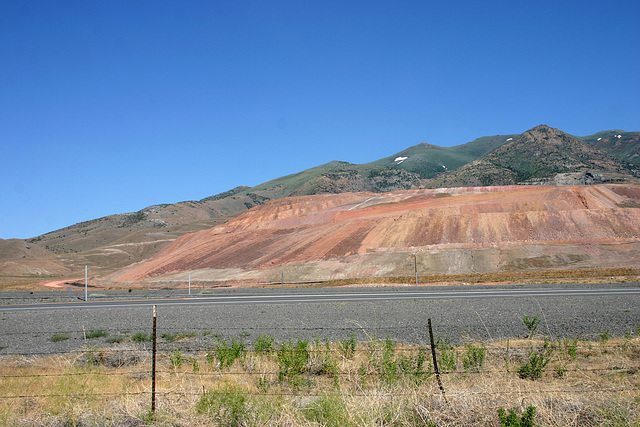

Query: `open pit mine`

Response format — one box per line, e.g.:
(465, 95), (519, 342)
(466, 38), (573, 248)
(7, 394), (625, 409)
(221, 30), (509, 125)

(107, 184), (640, 287)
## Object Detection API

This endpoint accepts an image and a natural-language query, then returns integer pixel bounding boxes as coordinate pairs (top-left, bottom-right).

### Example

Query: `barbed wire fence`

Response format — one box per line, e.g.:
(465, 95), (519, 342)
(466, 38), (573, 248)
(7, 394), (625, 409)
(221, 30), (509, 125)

(1, 304), (639, 423)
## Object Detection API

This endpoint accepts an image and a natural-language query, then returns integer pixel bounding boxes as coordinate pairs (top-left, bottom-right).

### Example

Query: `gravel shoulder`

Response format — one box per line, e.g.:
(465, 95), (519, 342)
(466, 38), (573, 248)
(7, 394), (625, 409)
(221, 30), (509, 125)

(1, 283), (639, 356)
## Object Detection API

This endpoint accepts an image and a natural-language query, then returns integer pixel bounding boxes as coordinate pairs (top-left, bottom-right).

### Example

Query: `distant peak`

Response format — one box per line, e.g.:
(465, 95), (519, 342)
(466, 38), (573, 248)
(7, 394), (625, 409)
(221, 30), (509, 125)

(323, 160), (353, 168)
(524, 124), (567, 137)
(530, 124), (553, 132)
(418, 142), (441, 149)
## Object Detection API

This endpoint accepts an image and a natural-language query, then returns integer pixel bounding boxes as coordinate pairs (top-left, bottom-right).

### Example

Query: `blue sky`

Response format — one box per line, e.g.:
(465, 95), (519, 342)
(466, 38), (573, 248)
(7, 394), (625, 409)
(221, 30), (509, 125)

(1, 0), (639, 239)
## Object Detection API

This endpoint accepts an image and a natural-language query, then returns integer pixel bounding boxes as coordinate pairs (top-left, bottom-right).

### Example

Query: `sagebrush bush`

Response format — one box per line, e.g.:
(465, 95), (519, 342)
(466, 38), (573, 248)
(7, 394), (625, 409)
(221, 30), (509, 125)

(517, 350), (550, 380)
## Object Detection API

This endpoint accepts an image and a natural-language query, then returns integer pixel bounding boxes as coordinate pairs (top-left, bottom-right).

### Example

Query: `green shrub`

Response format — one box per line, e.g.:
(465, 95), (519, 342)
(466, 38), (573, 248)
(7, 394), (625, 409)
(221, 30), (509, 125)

(337, 333), (357, 359)
(554, 364), (567, 378)
(197, 385), (249, 426)
(169, 349), (183, 368)
(303, 393), (352, 427)
(397, 347), (430, 384)
(277, 339), (309, 380)
(161, 332), (177, 342)
(462, 343), (486, 372)
(517, 350), (550, 380)
(132, 332), (151, 342)
(320, 340), (339, 381)
(254, 334), (274, 354)
(208, 338), (246, 369)
(436, 336), (456, 372)
(381, 335), (398, 384)
(498, 405), (536, 426)
(523, 315), (540, 338)
(190, 357), (200, 372)
(563, 337), (578, 360)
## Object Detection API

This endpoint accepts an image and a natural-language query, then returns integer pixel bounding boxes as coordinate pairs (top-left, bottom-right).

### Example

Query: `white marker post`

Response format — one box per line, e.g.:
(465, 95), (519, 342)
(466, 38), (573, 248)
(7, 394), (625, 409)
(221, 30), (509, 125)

(188, 271), (191, 296)
(85, 265), (88, 301)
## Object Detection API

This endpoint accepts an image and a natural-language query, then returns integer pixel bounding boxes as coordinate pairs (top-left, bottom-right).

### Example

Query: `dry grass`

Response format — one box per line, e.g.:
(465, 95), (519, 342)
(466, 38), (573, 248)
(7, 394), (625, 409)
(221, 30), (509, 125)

(322, 267), (640, 288)
(1, 335), (639, 426)
(2, 267), (638, 292)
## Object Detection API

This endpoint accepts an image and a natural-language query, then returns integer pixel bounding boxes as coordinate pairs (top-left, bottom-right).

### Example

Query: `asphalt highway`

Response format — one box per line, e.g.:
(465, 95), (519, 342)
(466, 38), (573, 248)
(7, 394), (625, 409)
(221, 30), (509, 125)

(2, 285), (640, 311)
(1, 283), (638, 355)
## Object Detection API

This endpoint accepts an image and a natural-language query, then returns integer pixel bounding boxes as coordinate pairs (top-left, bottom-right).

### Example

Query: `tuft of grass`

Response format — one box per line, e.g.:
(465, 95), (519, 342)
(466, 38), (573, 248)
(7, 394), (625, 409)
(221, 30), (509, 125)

(462, 343), (486, 372)
(85, 330), (108, 339)
(554, 364), (567, 378)
(131, 332), (151, 342)
(303, 392), (353, 427)
(197, 384), (249, 426)
(106, 336), (124, 344)
(563, 337), (578, 360)
(50, 333), (69, 342)
(169, 349), (183, 368)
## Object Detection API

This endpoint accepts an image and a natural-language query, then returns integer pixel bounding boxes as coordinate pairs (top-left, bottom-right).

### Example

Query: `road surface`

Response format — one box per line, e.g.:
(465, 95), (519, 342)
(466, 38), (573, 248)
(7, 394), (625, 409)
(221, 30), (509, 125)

(0, 283), (638, 355)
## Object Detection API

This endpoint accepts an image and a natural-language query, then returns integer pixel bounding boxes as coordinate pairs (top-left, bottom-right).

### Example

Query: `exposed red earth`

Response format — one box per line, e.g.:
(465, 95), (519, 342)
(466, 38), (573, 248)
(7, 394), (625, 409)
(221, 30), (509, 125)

(42, 278), (83, 288)
(107, 184), (640, 287)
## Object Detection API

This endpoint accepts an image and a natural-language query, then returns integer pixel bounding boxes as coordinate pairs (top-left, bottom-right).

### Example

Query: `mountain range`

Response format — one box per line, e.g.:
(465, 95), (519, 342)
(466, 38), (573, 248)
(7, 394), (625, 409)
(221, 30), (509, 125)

(1, 124), (639, 287)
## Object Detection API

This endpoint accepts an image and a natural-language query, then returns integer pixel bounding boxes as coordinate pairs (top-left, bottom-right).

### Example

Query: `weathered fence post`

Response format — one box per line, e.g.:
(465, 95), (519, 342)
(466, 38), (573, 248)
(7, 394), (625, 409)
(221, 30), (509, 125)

(151, 305), (157, 414)
(428, 318), (447, 403)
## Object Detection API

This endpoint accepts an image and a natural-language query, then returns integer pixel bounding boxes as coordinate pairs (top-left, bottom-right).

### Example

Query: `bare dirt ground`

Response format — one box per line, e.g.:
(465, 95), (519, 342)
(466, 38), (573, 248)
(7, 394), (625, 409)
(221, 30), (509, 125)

(107, 184), (640, 287)
(41, 278), (83, 289)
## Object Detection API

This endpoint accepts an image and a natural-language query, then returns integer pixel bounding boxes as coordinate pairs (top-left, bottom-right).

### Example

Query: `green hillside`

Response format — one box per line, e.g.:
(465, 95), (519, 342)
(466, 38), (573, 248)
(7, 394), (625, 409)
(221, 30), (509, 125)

(575, 131), (640, 167)
(368, 134), (517, 178)
(434, 125), (639, 187)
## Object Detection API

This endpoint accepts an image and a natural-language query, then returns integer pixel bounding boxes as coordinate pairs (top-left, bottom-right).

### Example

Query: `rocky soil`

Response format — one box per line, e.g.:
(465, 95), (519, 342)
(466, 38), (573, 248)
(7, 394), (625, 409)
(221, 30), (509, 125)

(108, 184), (640, 287)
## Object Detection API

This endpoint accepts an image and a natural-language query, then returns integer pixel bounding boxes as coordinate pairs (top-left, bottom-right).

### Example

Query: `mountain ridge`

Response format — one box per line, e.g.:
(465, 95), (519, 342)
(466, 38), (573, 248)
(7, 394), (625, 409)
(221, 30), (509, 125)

(3, 124), (639, 285)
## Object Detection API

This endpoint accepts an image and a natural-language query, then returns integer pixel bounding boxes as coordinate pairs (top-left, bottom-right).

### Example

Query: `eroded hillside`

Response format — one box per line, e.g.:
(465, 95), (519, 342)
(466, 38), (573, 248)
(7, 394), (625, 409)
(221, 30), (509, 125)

(109, 184), (640, 286)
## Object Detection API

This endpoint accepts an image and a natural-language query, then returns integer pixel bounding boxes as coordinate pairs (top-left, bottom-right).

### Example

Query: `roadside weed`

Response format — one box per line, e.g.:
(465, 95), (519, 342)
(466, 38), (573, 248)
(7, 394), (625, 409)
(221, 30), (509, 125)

(85, 330), (108, 339)
(254, 334), (274, 354)
(209, 338), (246, 369)
(517, 349), (550, 380)
(132, 332), (151, 342)
(498, 405), (537, 427)
(277, 339), (310, 381)
(50, 333), (69, 342)
(337, 333), (357, 359)
(523, 315), (540, 339)
(462, 343), (486, 372)
(170, 349), (183, 368)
